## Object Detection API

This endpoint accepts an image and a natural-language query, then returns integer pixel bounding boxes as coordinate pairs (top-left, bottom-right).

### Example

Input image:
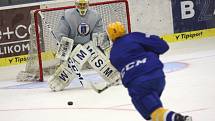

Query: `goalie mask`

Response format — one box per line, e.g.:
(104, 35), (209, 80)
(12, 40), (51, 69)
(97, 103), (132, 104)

(75, 0), (89, 16)
(107, 21), (126, 42)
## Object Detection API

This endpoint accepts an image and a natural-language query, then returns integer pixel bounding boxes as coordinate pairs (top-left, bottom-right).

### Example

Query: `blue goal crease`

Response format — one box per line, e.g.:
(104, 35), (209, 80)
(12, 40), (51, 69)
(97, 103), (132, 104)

(0, 62), (188, 89)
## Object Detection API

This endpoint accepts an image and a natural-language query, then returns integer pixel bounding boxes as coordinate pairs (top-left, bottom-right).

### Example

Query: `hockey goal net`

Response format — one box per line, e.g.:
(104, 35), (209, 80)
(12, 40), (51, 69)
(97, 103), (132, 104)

(17, 0), (131, 82)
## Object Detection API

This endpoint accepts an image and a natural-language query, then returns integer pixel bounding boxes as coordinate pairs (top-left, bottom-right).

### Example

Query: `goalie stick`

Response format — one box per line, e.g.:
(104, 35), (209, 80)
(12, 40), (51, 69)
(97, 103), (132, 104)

(38, 11), (86, 87)
(91, 79), (120, 93)
(84, 42), (121, 93)
(69, 43), (120, 93)
(69, 56), (112, 93)
(67, 57), (84, 87)
(38, 11), (58, 42)
(38, 11), (117, 93)
(39, 11), (86, 88)
(68, 54), (116, 93)
(38, 11), (71, 58)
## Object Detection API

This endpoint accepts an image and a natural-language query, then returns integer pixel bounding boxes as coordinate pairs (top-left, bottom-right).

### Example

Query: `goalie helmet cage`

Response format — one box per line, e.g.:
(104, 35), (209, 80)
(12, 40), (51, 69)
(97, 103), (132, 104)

(18, 0), (131, 82)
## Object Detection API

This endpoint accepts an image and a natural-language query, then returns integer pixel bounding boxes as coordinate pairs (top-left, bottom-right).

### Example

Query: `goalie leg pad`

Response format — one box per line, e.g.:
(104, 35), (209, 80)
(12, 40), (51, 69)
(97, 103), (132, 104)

(84, 41), (120, 84)
(48, 44), (91, 91)
(48, 64), (76, 91)
(69, 44), (91, 69)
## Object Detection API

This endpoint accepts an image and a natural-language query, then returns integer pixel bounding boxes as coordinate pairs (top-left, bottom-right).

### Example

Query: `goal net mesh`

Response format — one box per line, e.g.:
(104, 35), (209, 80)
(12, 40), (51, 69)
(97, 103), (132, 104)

(17, 0), (130, 82)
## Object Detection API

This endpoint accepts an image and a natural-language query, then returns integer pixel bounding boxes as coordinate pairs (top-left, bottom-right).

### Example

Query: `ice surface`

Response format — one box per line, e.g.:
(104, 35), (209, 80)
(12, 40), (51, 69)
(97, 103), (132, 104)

(0, 38), (215, 121)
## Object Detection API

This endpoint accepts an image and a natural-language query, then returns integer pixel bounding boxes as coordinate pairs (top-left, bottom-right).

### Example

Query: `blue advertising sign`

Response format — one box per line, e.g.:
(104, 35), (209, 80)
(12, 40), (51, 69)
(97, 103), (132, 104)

(171, 0), (215, 33)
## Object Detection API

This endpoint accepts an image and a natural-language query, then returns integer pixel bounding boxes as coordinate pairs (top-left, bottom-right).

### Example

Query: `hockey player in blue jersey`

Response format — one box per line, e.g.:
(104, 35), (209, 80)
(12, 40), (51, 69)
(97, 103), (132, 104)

(107, 22), (192, 121)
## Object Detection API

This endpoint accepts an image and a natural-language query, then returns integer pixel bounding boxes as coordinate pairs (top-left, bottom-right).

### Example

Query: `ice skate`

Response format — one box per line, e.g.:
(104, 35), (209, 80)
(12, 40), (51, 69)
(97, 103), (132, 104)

(174, 113), (192, 121)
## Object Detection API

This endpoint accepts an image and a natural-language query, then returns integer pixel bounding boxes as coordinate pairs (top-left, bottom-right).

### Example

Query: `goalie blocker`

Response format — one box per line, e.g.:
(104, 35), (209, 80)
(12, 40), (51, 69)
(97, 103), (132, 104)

(48, 41), (120, 91)
(56, 37), (74, 61)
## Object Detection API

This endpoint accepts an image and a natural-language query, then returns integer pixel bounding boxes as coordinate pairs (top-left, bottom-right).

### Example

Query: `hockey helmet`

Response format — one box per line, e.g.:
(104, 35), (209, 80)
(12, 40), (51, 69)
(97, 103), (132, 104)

(107, 21), (126, 42)
(75, 0), (89, 16)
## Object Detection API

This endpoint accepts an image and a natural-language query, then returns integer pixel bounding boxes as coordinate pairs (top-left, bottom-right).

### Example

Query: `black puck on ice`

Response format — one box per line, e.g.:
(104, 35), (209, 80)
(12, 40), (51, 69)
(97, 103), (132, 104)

(67, 101), (73, 105)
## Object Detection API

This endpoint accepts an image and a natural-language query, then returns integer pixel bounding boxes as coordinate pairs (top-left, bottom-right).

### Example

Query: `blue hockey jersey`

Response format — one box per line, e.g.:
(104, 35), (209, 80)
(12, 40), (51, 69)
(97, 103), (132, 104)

(109, 32), (169, 87)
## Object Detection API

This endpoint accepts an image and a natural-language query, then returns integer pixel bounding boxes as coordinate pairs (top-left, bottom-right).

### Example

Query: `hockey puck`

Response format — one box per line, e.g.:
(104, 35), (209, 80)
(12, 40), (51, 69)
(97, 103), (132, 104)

(67, 101), (73, 105)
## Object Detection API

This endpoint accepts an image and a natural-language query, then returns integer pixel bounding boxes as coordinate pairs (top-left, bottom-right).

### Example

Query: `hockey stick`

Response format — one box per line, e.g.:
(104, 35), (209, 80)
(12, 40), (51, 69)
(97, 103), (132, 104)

(68, 56), (111, 93)
(67, 57), (84, 87)
(38, 11), (86, 87)
(84, 42), (121, 93)
(90, 79), (120, 93)
(38, 11), (117, 93)
(38, 11), (58, 41)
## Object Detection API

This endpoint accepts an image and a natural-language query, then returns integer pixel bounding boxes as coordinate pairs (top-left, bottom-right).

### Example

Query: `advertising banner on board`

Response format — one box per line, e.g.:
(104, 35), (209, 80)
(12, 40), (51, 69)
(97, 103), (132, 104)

(0, 6), (39, 66)
(171, 0), (215, 33)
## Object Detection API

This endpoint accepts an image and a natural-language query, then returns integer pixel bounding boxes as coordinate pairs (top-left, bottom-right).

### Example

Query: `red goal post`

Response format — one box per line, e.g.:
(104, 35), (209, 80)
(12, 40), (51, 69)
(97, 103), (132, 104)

(17, 0), (131, 82)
